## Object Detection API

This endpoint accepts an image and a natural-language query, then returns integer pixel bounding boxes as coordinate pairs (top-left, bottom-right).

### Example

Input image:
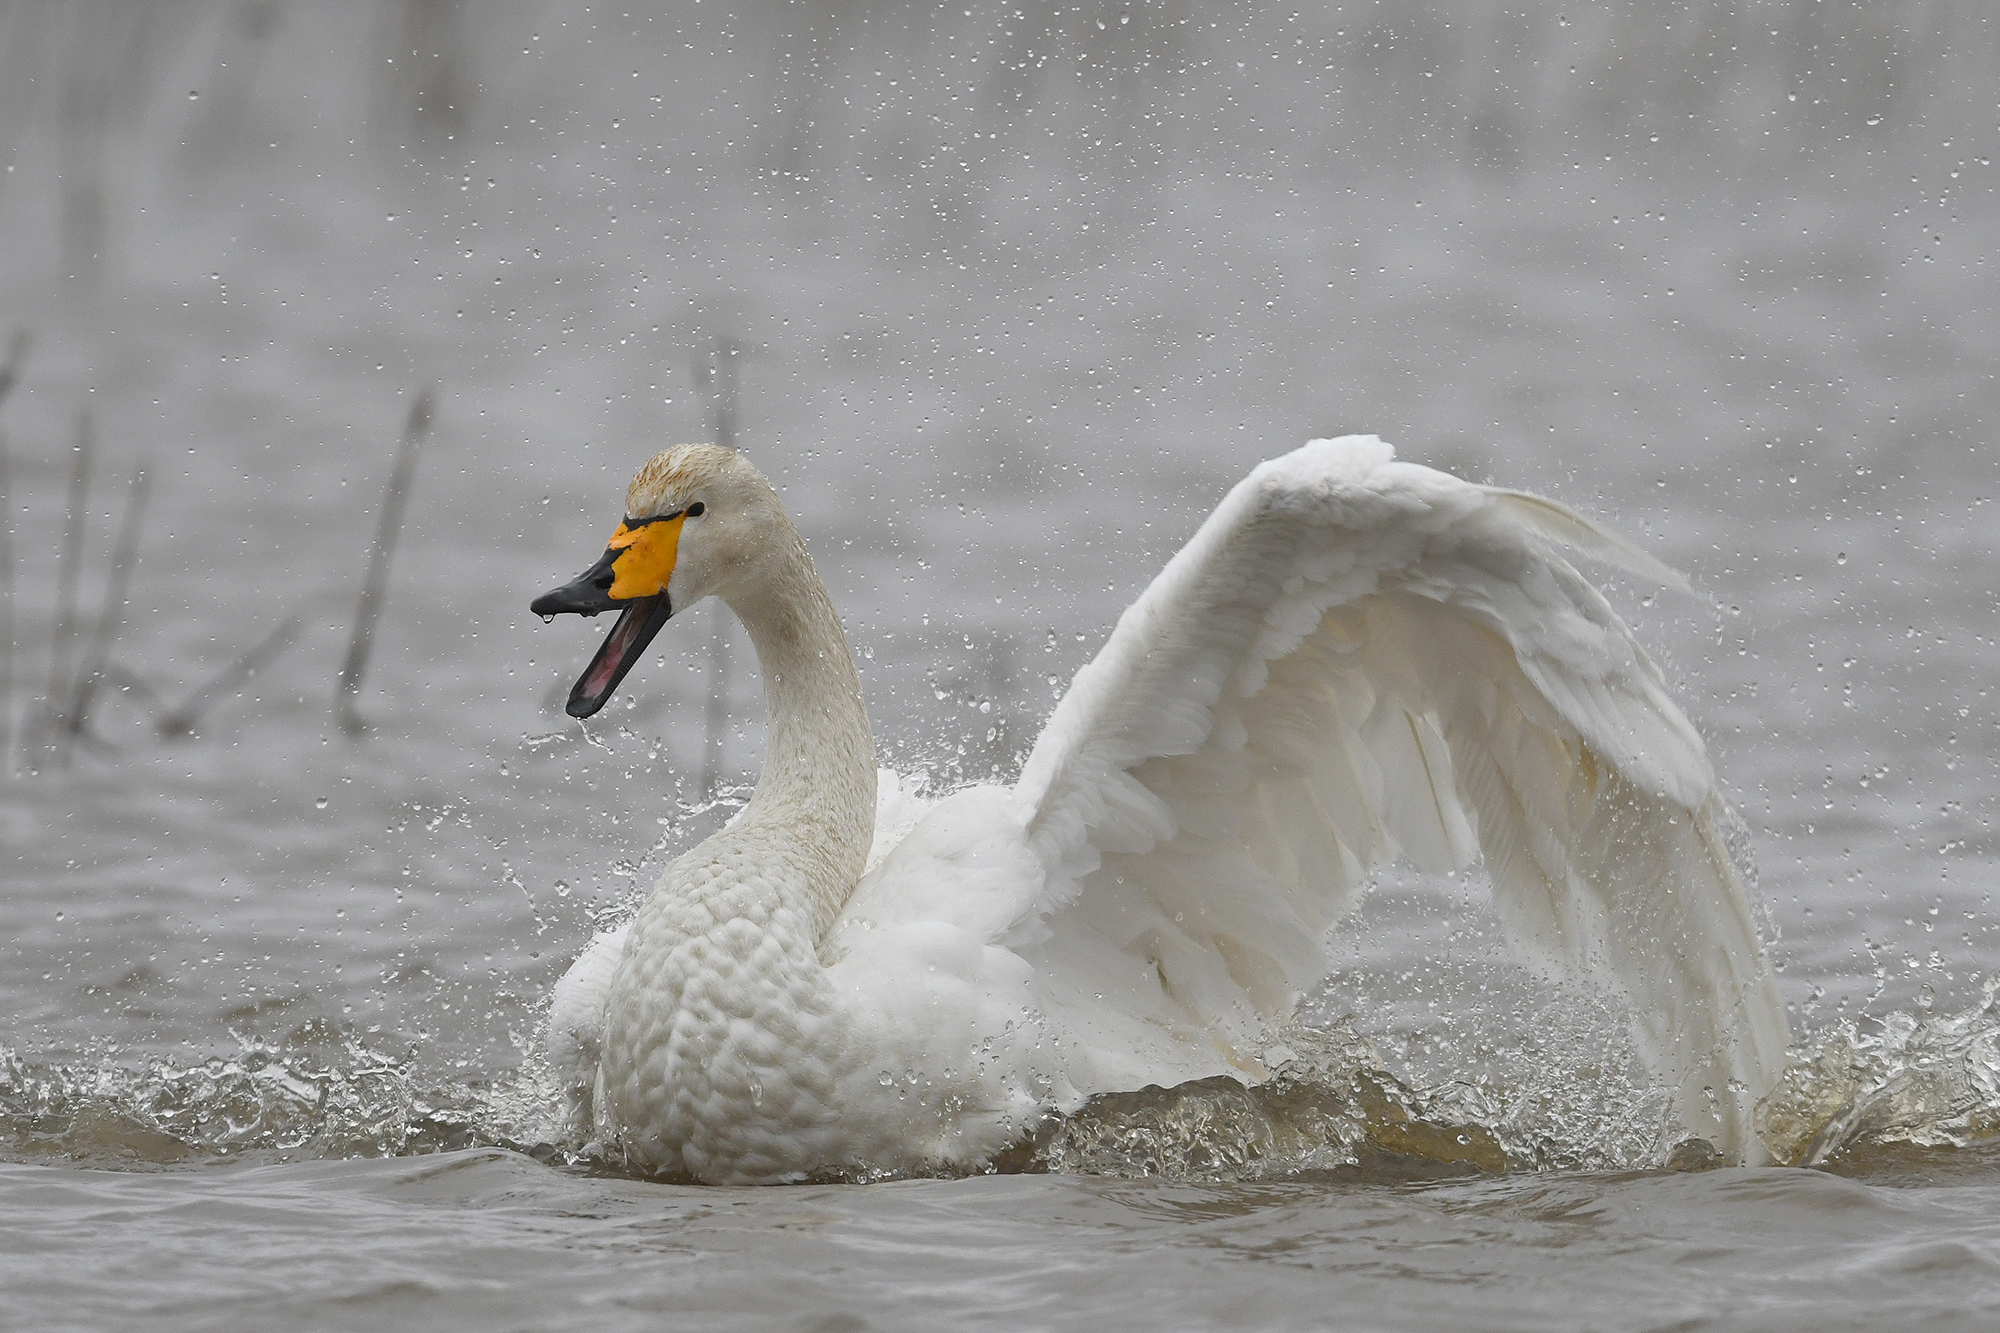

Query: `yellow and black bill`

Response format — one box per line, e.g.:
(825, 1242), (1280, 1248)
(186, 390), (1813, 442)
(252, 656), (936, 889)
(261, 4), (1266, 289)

(530, 509), (691, 718)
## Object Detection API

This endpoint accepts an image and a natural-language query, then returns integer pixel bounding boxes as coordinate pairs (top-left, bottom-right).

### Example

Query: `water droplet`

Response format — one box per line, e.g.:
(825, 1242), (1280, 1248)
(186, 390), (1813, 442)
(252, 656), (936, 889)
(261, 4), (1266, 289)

(315, 796), (329, 810)
(1836, 551), (1847, 565)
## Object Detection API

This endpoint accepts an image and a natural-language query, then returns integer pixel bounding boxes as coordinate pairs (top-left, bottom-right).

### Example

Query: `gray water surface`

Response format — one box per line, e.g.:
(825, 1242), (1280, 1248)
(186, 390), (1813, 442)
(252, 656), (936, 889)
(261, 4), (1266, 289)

(8, 1152), (2000, 1333)
(3, 3), (1999, 1329)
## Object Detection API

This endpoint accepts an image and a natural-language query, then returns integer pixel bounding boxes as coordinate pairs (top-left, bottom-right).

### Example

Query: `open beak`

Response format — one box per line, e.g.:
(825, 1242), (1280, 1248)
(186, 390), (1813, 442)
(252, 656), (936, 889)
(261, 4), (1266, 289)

(532, 540), (676, 718)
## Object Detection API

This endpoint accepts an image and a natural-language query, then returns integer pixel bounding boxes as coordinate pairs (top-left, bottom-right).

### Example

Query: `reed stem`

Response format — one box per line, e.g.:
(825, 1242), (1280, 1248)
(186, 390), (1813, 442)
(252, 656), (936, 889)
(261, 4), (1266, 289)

(692, 334), (743, 796)
(0, 330), (27, 766)
(336, 387), (433, 735)
(64, 462), (151, 738)
(161, 603), (309, 738)
(692, 336), (741, 452)
(27, 409), (92, 766)
(701, 619), (728, 799)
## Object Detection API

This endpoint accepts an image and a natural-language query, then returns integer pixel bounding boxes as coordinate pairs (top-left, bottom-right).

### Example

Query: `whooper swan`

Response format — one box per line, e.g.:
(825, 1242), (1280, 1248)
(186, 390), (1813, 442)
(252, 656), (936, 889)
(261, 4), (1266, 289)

(530, 436), (1789, 1182)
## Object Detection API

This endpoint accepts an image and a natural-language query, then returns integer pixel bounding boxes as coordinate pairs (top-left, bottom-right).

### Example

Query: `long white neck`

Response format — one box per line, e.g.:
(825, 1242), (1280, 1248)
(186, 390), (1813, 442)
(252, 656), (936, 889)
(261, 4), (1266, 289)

(719, 526), (876, 941)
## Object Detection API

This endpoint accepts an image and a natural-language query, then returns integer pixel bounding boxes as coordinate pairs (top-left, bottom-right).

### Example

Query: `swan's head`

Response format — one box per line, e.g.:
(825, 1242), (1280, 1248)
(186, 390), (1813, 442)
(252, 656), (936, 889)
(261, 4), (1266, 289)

(530, 443), (784, 718)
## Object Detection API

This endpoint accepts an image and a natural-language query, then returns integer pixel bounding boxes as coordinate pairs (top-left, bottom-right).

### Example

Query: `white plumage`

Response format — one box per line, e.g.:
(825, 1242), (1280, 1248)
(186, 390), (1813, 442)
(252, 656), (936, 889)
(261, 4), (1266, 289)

(539, 435), (1789, 1182)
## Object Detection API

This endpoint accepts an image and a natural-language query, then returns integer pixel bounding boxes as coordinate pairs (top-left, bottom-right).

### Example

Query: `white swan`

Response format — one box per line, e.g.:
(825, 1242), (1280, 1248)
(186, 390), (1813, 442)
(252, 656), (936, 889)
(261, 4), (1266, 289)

(531, 436), (1789, 1182)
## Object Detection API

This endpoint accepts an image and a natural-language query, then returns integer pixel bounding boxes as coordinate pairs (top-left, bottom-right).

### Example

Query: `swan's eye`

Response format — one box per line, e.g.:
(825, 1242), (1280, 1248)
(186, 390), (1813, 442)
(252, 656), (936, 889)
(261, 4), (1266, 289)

(687, 502), (705, 517)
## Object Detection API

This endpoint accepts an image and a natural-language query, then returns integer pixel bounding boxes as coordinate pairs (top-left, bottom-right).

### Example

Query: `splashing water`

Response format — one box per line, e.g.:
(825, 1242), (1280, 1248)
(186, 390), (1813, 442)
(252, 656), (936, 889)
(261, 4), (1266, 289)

(1026, 1016), (1510, 1182)
(10, 987), (2000, 1181)
(1759, 978), (2000, 1167)
(0, 1032), (564, 1170)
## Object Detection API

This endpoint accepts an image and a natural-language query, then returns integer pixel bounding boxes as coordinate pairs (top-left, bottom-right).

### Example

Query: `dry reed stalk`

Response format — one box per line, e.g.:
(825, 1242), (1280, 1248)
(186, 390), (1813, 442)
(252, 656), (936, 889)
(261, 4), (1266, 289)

(0, 330), (28, 763)
(64, 462), (150, 738)
(25, 409), (92, 766)
(159, 604), (309, 738)
(692, 335), (741, 452)
(0, 333), (26, 404)
(0, 431), (9, 766)
(336, 387), (433, 735)
(692, 336), (742, 795)
(700, 621), (728, 799)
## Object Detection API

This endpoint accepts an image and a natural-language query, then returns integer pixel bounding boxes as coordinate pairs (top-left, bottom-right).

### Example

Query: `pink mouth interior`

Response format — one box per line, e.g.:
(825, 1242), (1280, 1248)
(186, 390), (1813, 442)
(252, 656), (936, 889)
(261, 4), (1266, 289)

(582, 603), (649, 700)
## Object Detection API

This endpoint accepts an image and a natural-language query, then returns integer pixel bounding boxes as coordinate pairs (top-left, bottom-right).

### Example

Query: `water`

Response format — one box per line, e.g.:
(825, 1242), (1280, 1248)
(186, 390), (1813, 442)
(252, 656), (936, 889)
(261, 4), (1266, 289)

(8, 1154), (2000, 1333)
(3, 2), (1999, 1328)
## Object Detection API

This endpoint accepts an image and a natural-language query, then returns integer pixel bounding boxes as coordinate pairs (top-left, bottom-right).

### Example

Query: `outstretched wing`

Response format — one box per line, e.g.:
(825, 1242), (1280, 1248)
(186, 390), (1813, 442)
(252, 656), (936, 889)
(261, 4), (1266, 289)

(1007, 435), (1789, 1161)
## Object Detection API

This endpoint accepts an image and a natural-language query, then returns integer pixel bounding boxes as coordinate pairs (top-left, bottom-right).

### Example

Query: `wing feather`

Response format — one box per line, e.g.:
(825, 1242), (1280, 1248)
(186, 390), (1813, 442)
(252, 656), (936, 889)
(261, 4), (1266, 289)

(1004, 435), (1788, 1160)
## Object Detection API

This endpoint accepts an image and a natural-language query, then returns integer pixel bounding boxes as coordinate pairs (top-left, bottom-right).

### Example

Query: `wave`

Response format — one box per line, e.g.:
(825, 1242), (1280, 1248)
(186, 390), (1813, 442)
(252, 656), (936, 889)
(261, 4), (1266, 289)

(1759, 981), (2000, 1167)
(9, 989), (2000, 1181)
(0, 1030), (559, 1169)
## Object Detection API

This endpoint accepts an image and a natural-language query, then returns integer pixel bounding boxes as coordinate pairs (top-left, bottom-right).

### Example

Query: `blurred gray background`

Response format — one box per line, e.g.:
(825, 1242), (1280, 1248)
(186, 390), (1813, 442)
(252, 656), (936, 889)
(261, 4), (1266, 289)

(0, 1), (1995, 1066)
